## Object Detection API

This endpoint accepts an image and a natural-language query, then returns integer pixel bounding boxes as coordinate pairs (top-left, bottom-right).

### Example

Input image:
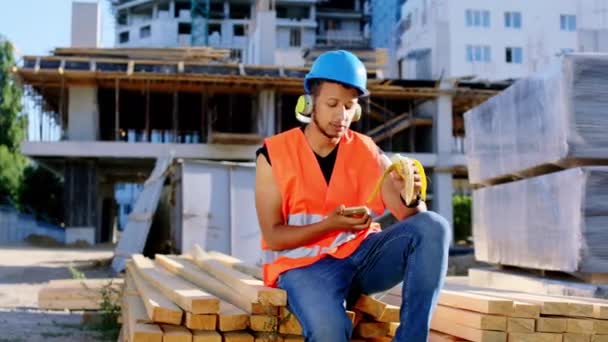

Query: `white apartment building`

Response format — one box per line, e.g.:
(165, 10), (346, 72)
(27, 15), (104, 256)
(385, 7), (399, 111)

(396, 0), (608, 80)
(111, 0), (370, 66)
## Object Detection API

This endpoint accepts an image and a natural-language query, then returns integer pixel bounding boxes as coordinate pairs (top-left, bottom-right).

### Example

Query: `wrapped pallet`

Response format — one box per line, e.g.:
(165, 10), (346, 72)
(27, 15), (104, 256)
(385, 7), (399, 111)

(473, 167), (608, 272)
(464, 53), (608, 185)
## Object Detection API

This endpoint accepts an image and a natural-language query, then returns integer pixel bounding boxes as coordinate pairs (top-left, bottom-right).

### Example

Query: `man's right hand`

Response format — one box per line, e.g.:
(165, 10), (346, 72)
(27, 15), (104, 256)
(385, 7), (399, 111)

(323, 205), (372, 232)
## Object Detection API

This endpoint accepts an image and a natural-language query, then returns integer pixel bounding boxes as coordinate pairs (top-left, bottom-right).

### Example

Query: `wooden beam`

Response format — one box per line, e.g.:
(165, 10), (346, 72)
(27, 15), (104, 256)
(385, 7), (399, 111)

(353, 295), (400, 323)
(508, 333), (562, 342)
(123, 291), (163, 342)
(434, 305), (506, 331)
(536, 318), (568, 333)
(131, 254), (219, 314)
(185, 313), (217, 330)
(192, 330), (222, 342)
(192, 246), (287, 306)
(222, 331), (255, 342)
(206, 250), (263, 280)
(160, 324), (192, 342)
(155, 254), (253, 314)
(507, 318), (535, 333)
(354, 322), (391, 338)
(126, 263), (183, 324)
(431, 315), (507, 342)
(218, 300), (250, 332)
(564, 333), (592, 342)
(438, 289), (513, 315)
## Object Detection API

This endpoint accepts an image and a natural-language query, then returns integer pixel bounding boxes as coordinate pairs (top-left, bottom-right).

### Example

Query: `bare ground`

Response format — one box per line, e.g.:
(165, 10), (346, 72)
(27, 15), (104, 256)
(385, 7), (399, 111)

(0, 242), (117, 341)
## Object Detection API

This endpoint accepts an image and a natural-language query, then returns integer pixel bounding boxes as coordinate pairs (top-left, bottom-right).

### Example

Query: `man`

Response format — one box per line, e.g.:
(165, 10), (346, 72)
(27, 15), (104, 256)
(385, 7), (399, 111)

(254, 50), (450, 341)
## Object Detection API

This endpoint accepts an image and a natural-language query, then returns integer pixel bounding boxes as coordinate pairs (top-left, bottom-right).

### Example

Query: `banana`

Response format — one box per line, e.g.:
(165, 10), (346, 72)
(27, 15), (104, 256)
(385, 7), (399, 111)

(366, 154), (427, 207)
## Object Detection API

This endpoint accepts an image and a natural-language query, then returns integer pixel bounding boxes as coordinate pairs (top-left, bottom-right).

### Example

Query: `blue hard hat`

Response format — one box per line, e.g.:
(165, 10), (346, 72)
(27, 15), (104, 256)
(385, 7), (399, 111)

(304, 50), (369, 97)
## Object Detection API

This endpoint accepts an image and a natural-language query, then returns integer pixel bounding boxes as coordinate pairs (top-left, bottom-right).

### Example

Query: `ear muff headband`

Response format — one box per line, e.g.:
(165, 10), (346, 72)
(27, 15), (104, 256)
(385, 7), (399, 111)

(294, 95), (362, 123)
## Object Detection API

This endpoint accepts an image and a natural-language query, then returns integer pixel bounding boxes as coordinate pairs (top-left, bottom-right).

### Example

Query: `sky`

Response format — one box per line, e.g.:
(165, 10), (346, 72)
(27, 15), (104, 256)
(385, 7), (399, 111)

(0, 0), (116, 57)
(0, 0), (116, 141)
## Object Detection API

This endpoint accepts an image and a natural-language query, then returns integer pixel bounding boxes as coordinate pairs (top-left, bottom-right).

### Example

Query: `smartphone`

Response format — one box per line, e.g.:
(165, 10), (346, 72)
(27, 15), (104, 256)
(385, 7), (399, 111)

(341, 206), (370, 217)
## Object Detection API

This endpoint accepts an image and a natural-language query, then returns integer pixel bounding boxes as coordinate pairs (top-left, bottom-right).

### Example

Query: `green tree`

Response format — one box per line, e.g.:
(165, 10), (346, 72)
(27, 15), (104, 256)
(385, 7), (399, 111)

(453, 194), (472, 243)
(0, 37), (27, 205)
(19, 164), (64, 225)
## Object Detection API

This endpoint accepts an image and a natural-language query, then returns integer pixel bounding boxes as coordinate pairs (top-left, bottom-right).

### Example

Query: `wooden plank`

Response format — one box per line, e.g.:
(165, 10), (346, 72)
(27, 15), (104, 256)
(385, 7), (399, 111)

(537, 317), (568, 333)
(567, 319), (595, 333)
(161, 324), (193, 342)
(277, 311), (303, 335)
(38, 298), (102, 310)
(249, 315), (278, 332)
(438, 289), (513, 315)
(253, 332), (283, 342)
(185, 313), (217, 330)
(429, 330), (467, 341)
(218, 301), (249, 332)
(132, 254), (219, 314)
(511, 301), (542, 319)
(251, 303), (279, 316)
(191, 247), (287, 306)
(127, 263), (183, 325)
(367, 336), (393, 342)
(508, 333), (562, 342)
(592, 335), (608, 342)
(465, 290), (569, 316)
(564, 333), (591, 342)
(353, 295), (400, 322)
(594, 319), (608, 334)
(155, 255), (253, 314)
(282, 336), (304, 342)
(123, 292), (163, 342)
(192, 330), (222, 342)
(123, 294), (152, 324)
(507, 318), (535, 333)
(222, 331), (254, 342)
(389, 322), (398, 337)
(125, 270), (139, 297)
(434, 305), (507, 331)
(354, 322), (391, 338)
(431, 314), (507, 342)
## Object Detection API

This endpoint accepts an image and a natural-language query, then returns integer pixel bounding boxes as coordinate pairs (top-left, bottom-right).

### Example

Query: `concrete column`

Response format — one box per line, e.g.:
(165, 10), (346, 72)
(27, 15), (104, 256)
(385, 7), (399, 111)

(257, 90), (276, 136)
(432, 84), (454, 229)
(68, 86), (99, 141)
(310, 5), (316, 21)
(255, 9), (276, 65)
(64, 160), (99, 244)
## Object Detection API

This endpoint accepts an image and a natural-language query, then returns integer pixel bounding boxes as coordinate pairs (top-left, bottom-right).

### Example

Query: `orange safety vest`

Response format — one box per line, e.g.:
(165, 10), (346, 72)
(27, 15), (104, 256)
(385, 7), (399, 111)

(261, 127), (386, 287)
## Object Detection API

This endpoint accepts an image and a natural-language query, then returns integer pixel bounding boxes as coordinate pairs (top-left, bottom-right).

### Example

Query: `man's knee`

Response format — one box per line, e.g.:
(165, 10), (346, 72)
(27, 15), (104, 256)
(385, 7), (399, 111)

(402, 210), (452, 245)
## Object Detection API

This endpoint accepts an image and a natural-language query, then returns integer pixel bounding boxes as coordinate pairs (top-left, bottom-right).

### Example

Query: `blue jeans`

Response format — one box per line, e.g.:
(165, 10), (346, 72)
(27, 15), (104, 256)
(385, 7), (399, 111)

(277, 211), (451, 342)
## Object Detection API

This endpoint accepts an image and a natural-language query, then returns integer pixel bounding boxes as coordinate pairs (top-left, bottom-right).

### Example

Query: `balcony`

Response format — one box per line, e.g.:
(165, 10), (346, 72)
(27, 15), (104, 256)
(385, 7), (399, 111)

(315, 30), (370, 48)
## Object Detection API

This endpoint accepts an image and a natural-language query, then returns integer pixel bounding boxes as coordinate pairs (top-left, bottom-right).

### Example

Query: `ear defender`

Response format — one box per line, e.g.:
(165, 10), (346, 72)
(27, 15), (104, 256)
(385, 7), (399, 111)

(295, 95), (363, 123)
(295, 94), (314, 123)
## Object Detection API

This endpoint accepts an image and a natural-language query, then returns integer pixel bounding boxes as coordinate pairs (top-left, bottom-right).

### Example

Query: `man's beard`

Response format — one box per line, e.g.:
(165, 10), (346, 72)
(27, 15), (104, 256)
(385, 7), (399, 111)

(313, 114), (341, 140)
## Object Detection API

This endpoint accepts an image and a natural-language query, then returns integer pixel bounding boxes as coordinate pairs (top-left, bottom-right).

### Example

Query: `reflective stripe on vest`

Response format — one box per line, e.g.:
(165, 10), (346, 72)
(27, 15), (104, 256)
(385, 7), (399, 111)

(262, 211), (380, 264)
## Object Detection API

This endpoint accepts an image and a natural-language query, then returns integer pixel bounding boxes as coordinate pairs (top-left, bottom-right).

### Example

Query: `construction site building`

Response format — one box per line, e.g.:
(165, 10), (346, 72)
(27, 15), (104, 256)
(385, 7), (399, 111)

(395, 0), (608, 81)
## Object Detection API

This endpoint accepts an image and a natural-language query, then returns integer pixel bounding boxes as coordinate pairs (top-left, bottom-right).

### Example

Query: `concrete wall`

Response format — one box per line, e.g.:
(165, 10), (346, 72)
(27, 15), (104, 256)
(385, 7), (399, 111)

(398, 0), (608, 81)
(68, 87), (99, 141)
(0, 206), (65, 244)
(71, 2), (101, 48)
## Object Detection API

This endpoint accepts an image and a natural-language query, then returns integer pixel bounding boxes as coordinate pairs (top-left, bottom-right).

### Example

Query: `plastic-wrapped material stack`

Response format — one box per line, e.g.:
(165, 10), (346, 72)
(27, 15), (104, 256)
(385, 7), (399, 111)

(464, 53), (608, 185)
(473, 167), (608, 272)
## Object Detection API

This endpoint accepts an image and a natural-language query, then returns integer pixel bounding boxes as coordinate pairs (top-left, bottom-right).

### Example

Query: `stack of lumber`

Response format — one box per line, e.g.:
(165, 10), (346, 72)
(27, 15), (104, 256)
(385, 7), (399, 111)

(120, 246), (403, 342)
(381, 281), (608, 342)
(38, 278), (123, 310)
(463, 53), (608, 277)
(52, 47), (231, 62)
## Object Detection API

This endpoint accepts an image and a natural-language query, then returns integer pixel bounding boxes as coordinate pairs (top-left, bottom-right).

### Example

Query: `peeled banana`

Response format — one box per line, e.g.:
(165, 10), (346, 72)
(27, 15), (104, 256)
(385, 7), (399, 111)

(366, 154), (427, 207)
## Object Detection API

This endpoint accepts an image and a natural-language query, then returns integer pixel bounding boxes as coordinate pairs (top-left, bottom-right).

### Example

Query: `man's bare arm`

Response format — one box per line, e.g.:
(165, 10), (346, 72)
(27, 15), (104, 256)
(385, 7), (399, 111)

(255, 154), (371, 251)
(378, 153), (427, 221)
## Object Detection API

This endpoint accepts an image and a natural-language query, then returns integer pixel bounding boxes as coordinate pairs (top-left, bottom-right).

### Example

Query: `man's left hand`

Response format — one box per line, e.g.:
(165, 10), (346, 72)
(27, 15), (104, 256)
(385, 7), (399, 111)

(389, 159), (422, 203)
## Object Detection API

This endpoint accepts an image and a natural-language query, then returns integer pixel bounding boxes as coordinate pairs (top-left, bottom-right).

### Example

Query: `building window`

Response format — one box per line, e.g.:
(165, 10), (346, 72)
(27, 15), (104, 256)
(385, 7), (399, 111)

(140, 25), (151, 38)
(505, 11), (522, 28)
(119, 31), (129, 43)
(178, 23), (191, 34)
(506, 47), (523, 64)
(466, 45), (491, 63)
(289, 28), (301, 47)
(233, 24), (245, 37)
(560, 14), (576, 31)
(466, 9), (490, 28)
